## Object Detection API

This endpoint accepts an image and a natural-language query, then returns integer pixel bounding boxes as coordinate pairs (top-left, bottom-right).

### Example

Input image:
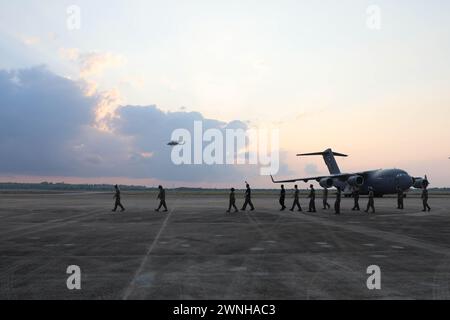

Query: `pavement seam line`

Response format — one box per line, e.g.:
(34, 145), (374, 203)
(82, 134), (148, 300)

(122, 202), (176, 300)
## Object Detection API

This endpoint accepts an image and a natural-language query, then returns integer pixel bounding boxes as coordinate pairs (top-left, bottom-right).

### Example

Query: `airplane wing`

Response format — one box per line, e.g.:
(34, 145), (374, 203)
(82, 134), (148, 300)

(270, 171), (372, 184)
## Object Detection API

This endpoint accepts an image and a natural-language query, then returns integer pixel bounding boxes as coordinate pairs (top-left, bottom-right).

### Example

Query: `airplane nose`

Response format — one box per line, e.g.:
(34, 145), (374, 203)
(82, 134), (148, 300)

(401, 174), (413, 188)
(396, 174), (413, 189)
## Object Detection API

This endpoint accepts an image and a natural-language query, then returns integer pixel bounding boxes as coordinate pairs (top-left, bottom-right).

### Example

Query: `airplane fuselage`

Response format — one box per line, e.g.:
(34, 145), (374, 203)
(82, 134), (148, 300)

(338, 168), (413, 196)
(271, 149), (427, 197)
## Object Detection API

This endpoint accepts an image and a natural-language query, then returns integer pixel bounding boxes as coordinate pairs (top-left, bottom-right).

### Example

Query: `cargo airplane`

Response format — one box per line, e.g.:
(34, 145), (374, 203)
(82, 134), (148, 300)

(270, 149), (429, 197)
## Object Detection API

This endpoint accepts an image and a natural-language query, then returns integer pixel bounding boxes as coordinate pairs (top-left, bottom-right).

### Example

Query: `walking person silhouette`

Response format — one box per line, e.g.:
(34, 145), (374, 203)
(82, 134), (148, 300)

(241, 182), (255, 211)
(290, 185), (302, 212)
(155, 185), (168, 212)
(112, 185), (125, 212)
(227, 188), (239, 213)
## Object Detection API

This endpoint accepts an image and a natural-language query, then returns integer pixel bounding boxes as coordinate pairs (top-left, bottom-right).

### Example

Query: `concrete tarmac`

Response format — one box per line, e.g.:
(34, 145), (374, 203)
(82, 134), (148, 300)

(1, 191), (450, 300)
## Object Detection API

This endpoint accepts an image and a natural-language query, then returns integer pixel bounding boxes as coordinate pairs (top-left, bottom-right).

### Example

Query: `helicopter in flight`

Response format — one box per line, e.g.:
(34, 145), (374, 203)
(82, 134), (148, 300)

(167, 139), (186, 146)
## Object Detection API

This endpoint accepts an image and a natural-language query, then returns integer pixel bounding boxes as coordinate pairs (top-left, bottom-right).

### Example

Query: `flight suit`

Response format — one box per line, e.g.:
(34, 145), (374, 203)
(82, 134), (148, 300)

(334, 188), (342, 214)
(112, 189), (125, 212)
(352, 188), (360, 211)
(227, 191), (238, 213)
(279, 188), (286, 211)
(323, 188), (331, 209)
(308, 188), (316, 212)
(241, 187), (255, 211)
(365, 190), (375, 213)
(156, 188), (168, 212)
(290, 189), (302, 211)
(422, 188), (431, 212)
(397, 188), (404, 209)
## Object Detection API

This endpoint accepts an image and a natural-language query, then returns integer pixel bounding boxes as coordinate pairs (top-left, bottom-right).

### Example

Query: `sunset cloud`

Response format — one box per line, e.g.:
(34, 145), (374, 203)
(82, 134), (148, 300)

(78, 52), (126, 78)
(59, 48), (126, 78)
(59, 49), (127, 131)
(0, 67), (290, 184)
(59, 47), (80, 61)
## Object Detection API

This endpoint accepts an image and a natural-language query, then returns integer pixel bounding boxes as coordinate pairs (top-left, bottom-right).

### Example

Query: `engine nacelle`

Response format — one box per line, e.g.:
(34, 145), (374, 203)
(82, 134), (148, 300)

(319, 178), (333, 189)
(413, 178), (428, 189)
(347, 175), (364, 187)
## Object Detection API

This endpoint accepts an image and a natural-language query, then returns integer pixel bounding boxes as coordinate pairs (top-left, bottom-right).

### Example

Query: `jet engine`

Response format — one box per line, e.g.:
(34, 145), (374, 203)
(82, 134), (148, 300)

(413, 177), (429, 189)
(346, 175), (364, 187)
(319, 178), (333, 189)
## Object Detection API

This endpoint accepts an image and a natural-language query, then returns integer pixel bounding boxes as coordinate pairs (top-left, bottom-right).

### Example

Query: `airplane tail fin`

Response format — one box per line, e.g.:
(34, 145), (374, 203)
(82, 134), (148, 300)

(297, 148), (347, 174)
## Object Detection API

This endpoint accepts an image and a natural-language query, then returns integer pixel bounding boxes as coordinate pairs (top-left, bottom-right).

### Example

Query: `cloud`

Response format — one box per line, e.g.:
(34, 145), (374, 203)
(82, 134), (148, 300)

(20, 35), (40, 46)
(59, 47), (80, 61)
(59, 48), (126, 78)
(79, 79), (98, 96)
(78, 52), (126, 78)
(59, 49), (126, 131)
(92, 87), (122, 131)
(120, 76), (145, 89)
(0, 66), (291, 185)
(78, 79), (122, 131)
(0, 66), (97, 175)
(109, 105), (255, 181)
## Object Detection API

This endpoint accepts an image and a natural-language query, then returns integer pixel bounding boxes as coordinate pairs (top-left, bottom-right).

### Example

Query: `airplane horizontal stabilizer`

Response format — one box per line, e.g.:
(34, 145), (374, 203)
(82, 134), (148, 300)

(297, 151), (348, 157)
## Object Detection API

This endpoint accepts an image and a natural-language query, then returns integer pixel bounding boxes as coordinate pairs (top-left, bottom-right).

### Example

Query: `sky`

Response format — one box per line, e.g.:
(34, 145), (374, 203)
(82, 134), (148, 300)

(1, 0), (450, 188)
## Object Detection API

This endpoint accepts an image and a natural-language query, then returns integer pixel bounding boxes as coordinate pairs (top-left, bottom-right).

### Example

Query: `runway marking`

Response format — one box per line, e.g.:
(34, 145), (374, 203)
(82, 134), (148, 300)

(121, 203), (176, 300)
